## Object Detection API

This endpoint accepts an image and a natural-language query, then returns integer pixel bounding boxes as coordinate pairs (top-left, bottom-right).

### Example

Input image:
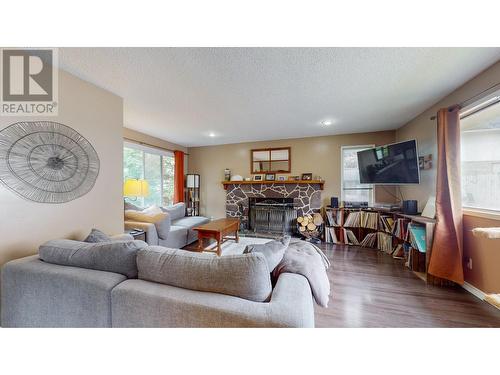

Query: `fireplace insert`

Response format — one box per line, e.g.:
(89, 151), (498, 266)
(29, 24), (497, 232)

(248, 197), (297, 234)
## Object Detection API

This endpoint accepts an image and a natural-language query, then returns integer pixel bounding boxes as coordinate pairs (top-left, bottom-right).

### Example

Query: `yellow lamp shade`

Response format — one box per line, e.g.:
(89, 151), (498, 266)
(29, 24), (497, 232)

(123, 179), (149, 197)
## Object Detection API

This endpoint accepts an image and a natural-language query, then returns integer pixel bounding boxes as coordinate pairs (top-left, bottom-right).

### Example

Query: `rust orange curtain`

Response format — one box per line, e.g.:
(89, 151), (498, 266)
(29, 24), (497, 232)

(173, 150), (185, 203)
(428, 107), (464, 284)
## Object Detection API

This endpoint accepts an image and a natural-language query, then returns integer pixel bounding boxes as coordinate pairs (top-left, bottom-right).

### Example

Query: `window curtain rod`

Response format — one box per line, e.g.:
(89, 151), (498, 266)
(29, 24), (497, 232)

(123, 137), (189, 155)
(429, 82), (500, 121)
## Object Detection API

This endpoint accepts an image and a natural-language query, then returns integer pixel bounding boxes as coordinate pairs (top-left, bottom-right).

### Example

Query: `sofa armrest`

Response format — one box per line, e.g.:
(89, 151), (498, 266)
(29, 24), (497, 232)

(268, 273), (315, 328)
(1, 255), (126, 327)
(124, 221), (159, 245)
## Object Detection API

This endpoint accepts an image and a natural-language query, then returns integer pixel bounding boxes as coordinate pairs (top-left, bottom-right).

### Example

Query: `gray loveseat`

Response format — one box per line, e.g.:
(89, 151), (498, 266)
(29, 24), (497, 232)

(125, 202), (210, 248)
(1, 236), (314, 328)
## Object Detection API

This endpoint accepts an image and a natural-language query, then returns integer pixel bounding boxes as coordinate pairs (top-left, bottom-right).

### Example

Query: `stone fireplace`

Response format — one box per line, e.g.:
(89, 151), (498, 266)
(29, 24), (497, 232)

(223, 181), (323, 232)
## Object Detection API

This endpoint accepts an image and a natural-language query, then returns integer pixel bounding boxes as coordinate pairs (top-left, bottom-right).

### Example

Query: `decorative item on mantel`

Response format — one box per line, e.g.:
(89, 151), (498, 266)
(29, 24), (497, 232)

(297, 213), (324, 243)
(230, 174), (243, 181)
(224, 168), (231, 181)
(301, 173), (313, 181)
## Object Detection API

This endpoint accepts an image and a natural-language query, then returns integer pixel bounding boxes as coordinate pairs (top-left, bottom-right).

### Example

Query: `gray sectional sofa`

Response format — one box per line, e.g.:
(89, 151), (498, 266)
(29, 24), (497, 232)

(1, 235), (315, 328)
(124, 202), (210, 248)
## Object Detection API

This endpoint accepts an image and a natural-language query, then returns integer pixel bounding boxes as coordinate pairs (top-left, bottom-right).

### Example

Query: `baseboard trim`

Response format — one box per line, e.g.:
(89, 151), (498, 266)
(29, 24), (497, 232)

(462, 282), (487, 300)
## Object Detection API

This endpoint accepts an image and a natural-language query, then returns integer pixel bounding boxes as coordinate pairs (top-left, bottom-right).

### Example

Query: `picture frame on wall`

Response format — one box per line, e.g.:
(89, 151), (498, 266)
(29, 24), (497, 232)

(265, 173), (276, 181)
(418, 154), (433, 170)
(301, 173), (313, 180)
(253, 174), (264, 181)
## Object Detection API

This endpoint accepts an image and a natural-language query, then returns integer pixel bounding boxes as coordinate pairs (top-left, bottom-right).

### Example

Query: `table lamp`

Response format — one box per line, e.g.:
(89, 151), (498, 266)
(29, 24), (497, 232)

(123, 178), (149, 200)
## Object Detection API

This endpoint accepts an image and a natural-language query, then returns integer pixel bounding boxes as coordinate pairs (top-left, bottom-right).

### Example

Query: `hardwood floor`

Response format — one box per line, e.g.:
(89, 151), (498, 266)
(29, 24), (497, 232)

(315, 243), (500, 327)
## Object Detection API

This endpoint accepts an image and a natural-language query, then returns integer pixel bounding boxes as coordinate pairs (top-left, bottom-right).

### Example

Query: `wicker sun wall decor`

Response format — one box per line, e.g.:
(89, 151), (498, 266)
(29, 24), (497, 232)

(0, 121), (100, 203)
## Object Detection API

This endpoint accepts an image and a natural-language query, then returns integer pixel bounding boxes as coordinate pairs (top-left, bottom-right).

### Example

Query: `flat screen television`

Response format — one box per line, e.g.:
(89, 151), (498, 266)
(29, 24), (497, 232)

(357, 140), (420, 184)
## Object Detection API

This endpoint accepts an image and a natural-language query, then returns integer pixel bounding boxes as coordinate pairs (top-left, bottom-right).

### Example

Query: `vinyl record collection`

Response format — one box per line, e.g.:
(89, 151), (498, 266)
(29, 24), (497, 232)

(323, 207), (432, 275)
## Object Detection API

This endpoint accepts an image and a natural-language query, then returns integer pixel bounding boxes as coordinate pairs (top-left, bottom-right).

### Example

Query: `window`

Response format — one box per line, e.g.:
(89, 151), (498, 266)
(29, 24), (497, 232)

(461, 97), (500, 213)
(123, 142), (175, 207)
(341, 145), (374, 205)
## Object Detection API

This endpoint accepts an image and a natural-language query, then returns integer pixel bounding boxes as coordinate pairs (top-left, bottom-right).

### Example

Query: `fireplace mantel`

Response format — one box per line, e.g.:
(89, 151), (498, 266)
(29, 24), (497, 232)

(222, 180), (324, 190)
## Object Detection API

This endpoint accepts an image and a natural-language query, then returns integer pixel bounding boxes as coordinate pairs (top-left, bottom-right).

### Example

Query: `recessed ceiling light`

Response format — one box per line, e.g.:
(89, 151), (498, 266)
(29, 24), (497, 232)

(321, 120), (333, 126)
(209, 132), (216, 137)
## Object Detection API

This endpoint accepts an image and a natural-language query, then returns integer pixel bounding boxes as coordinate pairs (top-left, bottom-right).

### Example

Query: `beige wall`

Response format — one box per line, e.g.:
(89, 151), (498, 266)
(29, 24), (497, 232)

(0, 69), (124, 284)
(188, 130), (396, 219)
(396, 60), (500, 293)
(396, 61), (500, 211)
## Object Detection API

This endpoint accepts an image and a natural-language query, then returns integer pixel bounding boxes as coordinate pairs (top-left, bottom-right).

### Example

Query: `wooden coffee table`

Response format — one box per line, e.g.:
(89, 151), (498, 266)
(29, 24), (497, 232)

(193, 218), (240, 256)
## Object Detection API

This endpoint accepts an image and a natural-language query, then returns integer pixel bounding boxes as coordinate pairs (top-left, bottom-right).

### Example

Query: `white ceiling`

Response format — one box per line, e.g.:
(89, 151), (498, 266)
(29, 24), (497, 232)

(59, 48), (500, 147)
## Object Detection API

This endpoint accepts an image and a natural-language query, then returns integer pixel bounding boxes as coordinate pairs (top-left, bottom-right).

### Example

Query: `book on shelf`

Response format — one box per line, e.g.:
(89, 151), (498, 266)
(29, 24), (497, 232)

(360, 211), (378, 229)
(360, 232), (377, 247)
(377, 232), (393, 254)
(393, 218), (410, 239)
(402, 243), (412, 266)
(407, 223), (426, 252)
(342, 228), (360, 245)
(325, 209), (341, 227)
(343, 211), (361, 227)
(392, 244), (404, 259)
(324, 226), (339, 244)
(379, 215), (394, 233)
(405, 247), (426, 272)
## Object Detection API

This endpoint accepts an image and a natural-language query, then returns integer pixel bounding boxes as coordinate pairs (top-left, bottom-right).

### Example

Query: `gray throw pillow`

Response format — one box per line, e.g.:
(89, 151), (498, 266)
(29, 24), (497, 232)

(84, 228), (112, 243)
(137, 246), (272, 302)
(39, 239), (147, 278)
(243, 235), (291, 271)
(155, 212), (171, 239)
(161, 203), (185, 221)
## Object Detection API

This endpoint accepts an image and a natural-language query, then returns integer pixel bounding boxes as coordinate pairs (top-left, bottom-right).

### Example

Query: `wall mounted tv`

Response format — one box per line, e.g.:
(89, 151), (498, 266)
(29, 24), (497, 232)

(357, 140), (420, 184)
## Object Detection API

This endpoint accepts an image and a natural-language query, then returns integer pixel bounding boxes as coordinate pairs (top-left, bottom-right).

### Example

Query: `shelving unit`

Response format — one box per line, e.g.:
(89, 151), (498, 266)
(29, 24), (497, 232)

(323, 206), (447, 285)
(185, 174), (200, 216)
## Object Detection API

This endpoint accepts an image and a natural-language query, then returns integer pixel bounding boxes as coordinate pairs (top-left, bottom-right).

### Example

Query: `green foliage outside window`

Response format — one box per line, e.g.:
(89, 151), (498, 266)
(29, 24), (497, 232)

(123, 145), (175, 207)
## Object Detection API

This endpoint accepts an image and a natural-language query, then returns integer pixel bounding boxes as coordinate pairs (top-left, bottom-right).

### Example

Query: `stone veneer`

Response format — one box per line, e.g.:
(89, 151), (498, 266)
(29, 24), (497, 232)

(225, 182), (322, 229)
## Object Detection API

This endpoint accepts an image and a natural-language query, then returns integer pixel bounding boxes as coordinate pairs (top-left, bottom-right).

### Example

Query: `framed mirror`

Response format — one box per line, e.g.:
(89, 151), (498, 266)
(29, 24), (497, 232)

(251, 147), (291, 174)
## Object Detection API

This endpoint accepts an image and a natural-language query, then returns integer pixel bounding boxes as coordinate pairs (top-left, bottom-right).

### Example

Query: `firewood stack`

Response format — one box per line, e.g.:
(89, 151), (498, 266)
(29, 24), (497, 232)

(297, 212), (324, 240)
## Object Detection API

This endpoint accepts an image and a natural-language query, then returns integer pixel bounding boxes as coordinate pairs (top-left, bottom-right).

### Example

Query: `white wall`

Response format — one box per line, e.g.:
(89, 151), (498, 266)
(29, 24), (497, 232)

(0, 69), (124, 307)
